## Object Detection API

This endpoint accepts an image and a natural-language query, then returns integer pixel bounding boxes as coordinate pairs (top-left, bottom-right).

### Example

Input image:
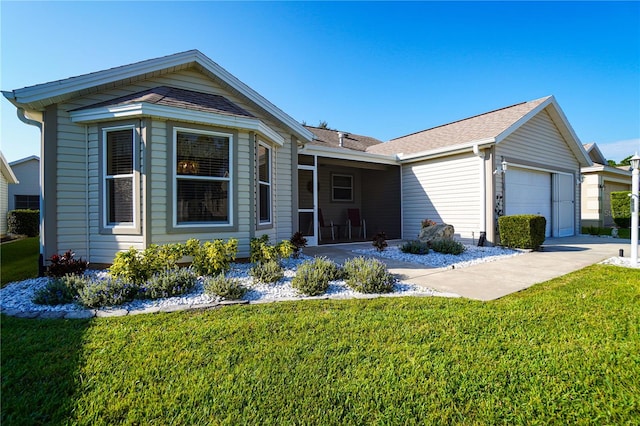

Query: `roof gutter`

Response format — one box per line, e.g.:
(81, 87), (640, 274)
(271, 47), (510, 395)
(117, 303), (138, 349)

(396, 138), (495, 164)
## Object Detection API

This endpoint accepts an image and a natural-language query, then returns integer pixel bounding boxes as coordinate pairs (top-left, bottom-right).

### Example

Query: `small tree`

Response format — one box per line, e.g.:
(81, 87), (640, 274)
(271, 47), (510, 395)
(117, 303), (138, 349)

(611, 191), (632, 228)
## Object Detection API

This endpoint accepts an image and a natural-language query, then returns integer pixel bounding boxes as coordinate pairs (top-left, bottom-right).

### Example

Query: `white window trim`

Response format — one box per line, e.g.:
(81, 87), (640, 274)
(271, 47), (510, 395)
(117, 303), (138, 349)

(102, 124), (137, 230)
(258, 142), (272, 226)
(172, 126), (234, 228)
(332, 173), (354, 202)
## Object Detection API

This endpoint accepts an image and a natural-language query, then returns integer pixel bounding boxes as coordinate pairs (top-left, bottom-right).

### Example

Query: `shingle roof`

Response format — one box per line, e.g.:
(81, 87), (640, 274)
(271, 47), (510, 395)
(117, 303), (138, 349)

(367, 97), (551, 156)
(72, 86), (255, 118)
(304, 126), (383, 152)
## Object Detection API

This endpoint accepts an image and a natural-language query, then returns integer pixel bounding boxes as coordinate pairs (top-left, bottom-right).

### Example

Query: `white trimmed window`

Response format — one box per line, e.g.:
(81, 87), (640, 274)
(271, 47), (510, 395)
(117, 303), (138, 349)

(332, 174), (353, 202)
(103, 126), (136, 227)
(258, 143), (272, 225)
(174, 128), (232, 226)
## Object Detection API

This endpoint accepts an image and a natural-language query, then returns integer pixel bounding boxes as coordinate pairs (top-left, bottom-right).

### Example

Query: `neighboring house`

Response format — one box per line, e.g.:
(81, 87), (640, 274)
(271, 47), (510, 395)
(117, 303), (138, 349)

(2, 50), (591, 267)
(367, 97), (592, 241)
(0, 151), (19, 236)
(8, 155), (40, 211)
(580, 143), (632, 228)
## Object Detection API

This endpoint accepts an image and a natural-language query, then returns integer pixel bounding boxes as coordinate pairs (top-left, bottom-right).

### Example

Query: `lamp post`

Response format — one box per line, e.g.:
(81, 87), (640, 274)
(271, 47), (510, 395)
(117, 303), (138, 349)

(630, 153), (640, 266)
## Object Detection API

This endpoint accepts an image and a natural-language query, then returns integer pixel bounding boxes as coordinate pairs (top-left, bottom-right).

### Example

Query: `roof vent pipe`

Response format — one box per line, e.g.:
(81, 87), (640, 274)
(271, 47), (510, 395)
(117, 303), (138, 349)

(338, 132), (344, 147)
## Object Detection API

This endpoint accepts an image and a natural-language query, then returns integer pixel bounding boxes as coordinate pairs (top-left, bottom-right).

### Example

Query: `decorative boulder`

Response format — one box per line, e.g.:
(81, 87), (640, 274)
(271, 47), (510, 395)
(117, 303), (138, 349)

(418, 224), (455, 244)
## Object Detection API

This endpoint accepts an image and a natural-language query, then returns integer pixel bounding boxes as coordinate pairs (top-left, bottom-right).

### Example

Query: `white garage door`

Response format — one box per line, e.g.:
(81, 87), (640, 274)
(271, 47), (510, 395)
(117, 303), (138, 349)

(505, 168), (552, 237)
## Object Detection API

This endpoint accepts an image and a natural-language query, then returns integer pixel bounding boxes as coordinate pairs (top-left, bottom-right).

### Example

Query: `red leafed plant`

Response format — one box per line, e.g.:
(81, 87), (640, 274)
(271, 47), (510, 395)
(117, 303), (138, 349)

(421, 219), (437, 228)
(47, 250), (88, 278)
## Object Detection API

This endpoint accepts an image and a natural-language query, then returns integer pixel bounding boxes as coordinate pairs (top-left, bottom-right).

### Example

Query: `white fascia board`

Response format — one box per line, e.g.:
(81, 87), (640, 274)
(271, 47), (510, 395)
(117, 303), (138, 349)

(495, 96), (592, 167)
(396, 138), (495, 164)
(8, 50), (314, 143)
(0, 152), (19, 184)
(301, 144), (398, 165)
(582, 164), (631, 177)
(10, 50), (201, 106)
(70, 103), (286, 146)
(195, 52), (314, 143)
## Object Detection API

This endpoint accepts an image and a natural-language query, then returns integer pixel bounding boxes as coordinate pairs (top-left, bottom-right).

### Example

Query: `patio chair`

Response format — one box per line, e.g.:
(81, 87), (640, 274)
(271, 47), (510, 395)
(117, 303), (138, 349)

(318, 208), (335, 241)
(347, 208), (366, 240)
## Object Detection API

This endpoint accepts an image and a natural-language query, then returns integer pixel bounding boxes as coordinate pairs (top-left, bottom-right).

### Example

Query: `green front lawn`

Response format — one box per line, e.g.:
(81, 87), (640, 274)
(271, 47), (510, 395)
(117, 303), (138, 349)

(1, 237), (39, 287)
(2, 264), (639, 424)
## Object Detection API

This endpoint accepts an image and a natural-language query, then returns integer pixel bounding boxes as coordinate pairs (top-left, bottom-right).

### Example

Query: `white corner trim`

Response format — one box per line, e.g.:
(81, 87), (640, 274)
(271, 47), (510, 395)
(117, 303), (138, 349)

(70, 103), (286, 146)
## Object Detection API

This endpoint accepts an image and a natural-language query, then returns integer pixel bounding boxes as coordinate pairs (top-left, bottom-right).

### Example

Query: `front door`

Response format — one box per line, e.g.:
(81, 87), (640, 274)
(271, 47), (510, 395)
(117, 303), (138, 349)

(298, 159), (318, 246)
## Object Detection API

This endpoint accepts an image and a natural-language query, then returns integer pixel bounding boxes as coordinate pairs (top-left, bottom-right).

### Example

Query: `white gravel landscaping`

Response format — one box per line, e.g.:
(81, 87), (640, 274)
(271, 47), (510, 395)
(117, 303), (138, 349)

(599, 256), (640, 268)
(0, 244), (529, 316)
(353, 244), (525, 268)
(0, 254), (458, 316)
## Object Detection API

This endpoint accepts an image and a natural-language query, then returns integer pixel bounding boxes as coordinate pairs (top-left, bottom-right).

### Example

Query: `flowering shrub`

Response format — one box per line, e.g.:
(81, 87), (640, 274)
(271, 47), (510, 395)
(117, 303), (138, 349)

(76, 276), (138, 308)
(137, 268), (197, 300)
(249, 259), (284, 284)
(291, 257), (341, 296)
(421, 219), (437, 228)
(203, 274), (247, 300)
(33, 279), (76, 305)
(46, 250), (88, 278)
(343, 257), (395, 294)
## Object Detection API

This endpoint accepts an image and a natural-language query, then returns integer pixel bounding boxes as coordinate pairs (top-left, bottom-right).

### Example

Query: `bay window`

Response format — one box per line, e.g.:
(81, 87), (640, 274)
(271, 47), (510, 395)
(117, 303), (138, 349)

(103, 125), (136, 228)
(258, 143), (272, 225)
(174, 127), (232, 226)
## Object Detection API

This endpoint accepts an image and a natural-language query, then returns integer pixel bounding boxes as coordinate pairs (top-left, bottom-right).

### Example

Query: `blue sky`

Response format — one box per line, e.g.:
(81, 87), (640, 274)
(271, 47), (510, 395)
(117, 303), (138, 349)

(1, 1), (639, 163)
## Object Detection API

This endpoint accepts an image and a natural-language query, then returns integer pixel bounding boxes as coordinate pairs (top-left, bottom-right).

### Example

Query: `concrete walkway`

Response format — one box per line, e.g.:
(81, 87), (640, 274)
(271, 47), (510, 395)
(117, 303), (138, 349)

(305, 236), (635, 301)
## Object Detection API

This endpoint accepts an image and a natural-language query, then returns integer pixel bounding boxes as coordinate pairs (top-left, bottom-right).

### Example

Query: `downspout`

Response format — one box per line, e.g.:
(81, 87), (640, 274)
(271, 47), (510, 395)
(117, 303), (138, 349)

(473, 144), (487, 240)
(16, 108), (46, 275)
(85, 125), (90, 262)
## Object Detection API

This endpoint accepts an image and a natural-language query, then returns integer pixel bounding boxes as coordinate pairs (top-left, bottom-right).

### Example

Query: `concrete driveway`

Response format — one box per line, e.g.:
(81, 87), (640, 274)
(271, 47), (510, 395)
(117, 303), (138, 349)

(305, 236), (636, 301)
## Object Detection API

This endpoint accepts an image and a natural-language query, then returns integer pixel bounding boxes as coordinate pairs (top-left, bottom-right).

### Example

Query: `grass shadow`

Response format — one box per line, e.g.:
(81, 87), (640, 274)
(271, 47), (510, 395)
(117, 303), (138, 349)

(1, 315), (90, 424)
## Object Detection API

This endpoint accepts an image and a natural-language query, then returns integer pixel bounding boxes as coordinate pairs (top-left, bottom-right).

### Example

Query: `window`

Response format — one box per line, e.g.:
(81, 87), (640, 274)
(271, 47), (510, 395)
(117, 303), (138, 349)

(258, 143), (272, 225)
(103, 126), (135, 226)
(332, 174), (353, 201)
(175, 128), (232, 225)
(15, 195), (39, 210)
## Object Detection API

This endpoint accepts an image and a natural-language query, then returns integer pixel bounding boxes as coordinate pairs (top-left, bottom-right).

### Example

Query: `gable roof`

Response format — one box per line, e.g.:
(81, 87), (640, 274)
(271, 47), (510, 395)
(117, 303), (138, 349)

(582, 142), (607, 164)
(3, 50), (313, 142)
(304, 126), (383, 152)
(0, 152), (18, 184)
(9, 155), (39, 167)
(367, 96), (591, 166)
(73, 86), (255, 119)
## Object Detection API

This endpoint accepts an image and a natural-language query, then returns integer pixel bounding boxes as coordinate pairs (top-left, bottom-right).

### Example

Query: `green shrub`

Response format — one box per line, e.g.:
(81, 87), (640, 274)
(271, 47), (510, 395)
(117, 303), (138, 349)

(33, 279), (76, 305)
(498, 214), (546, 250)
(250, 235), (294, 264)
(7, 209), (39, 237)
(400, 240), (430, 255)
(343, 257), (395, 294)
(188, 238), (238, 276)
(249, 259), (284, 284)
(76, 277), (138, 308)
(46, 250), (88, 278)
(292, 257), (341, 296)
(203, 274), (247, 300)
(429, 239), (466, 255)
(110, 243), (190, 284)
(138, 268), (197, 300)
(611, 191), (632, 228)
